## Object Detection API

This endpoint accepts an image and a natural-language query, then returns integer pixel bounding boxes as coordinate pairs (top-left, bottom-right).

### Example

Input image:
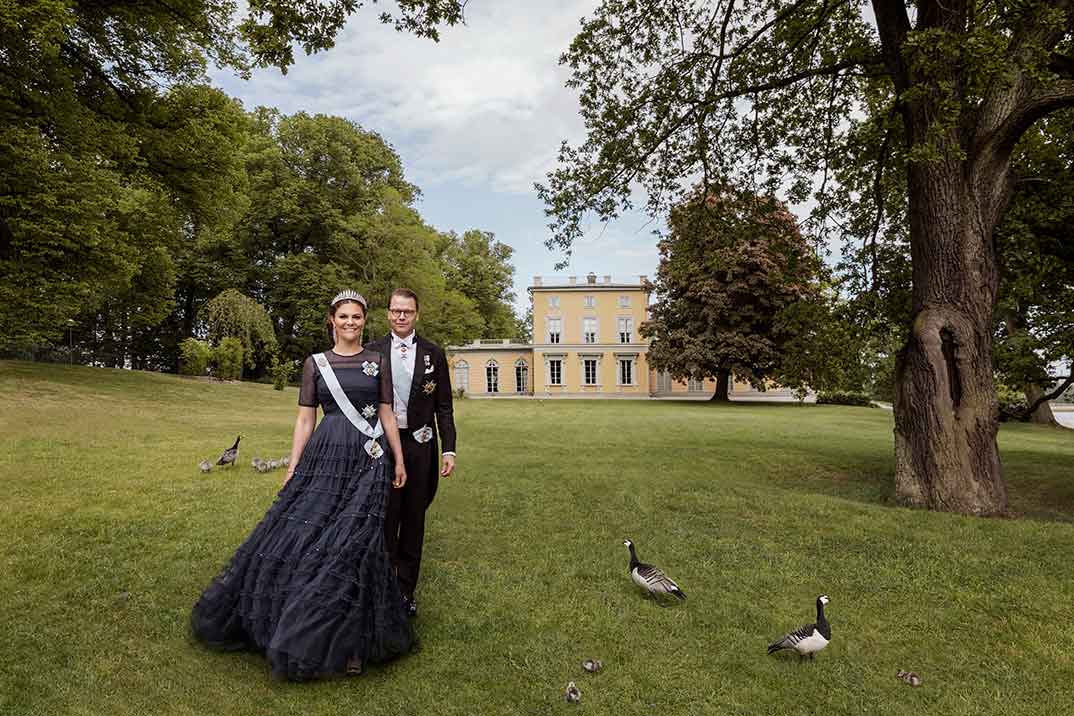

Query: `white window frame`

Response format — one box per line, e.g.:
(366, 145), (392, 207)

(618, 294), (631, 308)
(548, 295), (560, 309)
(546, 356), (564, 386)
(583, 316), (598, 344)
(453, 360), (470, 393)
(547, 317), (562, 344)
(514, 359), (528, 393)
(615, 353), (638, 386)
(486, 359), (499, 393)
(688, 376), (704, 392)
(583, 295), (595, 309)
(579, 353), (602, 386)
(617, 317), (633, 343)
(583, 358), (599, 385)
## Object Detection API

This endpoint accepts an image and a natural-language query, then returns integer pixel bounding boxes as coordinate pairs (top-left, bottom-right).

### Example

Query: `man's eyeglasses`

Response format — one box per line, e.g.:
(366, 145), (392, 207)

(388, 309), (416, 318)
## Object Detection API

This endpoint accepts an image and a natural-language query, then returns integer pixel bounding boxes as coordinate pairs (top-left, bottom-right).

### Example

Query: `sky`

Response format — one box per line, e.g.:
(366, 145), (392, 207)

(210, 1), (660, 315)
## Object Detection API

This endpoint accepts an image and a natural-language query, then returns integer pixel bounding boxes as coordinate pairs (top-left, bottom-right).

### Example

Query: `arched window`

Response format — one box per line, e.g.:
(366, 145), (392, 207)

(453, 360), (469, 393)
(486, 360), (499, 393)
(514, 359), (528, 393)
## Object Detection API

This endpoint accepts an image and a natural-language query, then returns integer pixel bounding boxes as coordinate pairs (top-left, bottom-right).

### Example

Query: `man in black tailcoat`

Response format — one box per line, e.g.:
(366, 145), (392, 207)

(366, 287), (456, 617)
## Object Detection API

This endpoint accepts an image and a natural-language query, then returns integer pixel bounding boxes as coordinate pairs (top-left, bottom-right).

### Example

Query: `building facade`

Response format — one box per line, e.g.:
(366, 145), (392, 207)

(447, 273), (758, 398)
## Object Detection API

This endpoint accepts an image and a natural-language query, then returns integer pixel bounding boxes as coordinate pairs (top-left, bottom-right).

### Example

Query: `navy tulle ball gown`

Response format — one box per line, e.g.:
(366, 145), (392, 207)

(191, 348), (415, 680)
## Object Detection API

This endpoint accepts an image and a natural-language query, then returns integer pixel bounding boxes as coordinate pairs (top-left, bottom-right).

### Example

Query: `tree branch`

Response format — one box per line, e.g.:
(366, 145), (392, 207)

(1014, 373), (1074, 420)
(871, 0), (912, 92)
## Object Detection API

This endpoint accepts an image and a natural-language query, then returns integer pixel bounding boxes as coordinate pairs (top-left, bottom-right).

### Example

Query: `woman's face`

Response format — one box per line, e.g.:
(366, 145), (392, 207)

(331, 302), (366, 342)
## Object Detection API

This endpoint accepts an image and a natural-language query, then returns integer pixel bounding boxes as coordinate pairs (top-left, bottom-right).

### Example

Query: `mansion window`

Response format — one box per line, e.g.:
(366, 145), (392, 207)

(515, 359), (528, 393)
(583, 317), (598, 344)
(486, 360), (499, 393)
(688, 376), (704, 392)
(548, 295), (560, 309)
(548, 359), (563, 386)
(618, 317), (633, 343)
(453, 360), (469, 393)
(618, 295), (631, 308)
(618, 358), (634, 385)
(548, 318), (562, 344)
(583, 295), (595, 309)
(583, 359), (599, 385)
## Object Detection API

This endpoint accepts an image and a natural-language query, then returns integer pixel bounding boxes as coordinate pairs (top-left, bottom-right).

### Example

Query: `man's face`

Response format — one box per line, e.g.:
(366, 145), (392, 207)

(388, 295), (418, 337)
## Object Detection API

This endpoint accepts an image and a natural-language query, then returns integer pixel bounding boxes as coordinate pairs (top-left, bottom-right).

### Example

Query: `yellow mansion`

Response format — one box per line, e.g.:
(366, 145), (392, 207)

(447, 273), (758, 398)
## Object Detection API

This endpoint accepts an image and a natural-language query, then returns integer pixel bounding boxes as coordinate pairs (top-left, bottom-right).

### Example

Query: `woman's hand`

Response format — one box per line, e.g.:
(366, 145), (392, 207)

(393, 463), (407, 489)
(283, 466), (295, 485)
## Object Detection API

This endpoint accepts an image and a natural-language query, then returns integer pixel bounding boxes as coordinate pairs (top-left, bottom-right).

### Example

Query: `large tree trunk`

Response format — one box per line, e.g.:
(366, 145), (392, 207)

(710, 369), (731, 402)
(1023, 382), (1059, 425)
(893, 159), (1009, 516)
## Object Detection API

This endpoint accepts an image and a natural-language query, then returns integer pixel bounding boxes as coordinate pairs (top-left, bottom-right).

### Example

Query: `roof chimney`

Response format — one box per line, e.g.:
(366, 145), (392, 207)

(586, 272), (597, 284)
(603, 275), (612, 284)
(533, 276), (542, 286)
(568, 276), (577, 285)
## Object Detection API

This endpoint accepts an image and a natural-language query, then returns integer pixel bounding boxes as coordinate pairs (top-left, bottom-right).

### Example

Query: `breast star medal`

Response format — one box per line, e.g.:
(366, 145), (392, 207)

(423, 380), (436, 395)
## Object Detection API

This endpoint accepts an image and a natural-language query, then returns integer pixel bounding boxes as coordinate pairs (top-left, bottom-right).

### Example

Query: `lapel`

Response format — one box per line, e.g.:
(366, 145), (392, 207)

(409, 336), (427, 403)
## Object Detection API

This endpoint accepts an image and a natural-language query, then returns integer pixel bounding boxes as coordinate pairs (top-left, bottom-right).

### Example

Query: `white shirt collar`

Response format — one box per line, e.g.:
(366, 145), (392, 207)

(391, 331), (416, 347)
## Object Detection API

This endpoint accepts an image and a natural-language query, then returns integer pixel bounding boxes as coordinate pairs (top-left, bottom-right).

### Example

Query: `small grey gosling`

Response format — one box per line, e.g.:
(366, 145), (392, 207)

(582, 659), (603, 673)
(897, 670), (923, 687)
(250, 456), (261, 468)
(564, 681), (581, 703)
(767, 595), (831, 660)
(198, 459), (212, 473)
(623, 539), (686, 603)
(216, 435), (241, 467)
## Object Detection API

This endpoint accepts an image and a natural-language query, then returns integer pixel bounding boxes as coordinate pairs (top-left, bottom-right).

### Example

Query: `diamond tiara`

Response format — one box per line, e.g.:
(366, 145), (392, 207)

(331, 289), (367, 308)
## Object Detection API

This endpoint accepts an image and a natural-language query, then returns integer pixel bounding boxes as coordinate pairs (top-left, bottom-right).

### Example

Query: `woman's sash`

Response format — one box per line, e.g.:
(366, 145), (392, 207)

(313, 353), (385, 459)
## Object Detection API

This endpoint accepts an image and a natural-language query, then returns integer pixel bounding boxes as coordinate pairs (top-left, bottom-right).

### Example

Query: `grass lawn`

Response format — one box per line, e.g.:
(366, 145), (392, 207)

(1, 360), (1073, 716)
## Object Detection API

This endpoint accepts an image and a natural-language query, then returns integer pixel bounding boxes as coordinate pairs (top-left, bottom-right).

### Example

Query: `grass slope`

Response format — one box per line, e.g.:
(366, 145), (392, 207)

(1, 360), (1072, 716)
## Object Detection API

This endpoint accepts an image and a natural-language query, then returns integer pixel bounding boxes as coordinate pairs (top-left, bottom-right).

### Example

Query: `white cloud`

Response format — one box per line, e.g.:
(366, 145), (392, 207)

(214, 1), (597, 195)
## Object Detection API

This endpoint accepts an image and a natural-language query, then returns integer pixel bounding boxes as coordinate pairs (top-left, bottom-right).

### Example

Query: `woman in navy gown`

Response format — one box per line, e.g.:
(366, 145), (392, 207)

(191, 290), (415, 680)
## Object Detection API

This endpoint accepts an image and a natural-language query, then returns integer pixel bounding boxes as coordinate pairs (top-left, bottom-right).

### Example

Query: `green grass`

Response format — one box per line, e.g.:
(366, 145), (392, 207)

(1, 359), (1073, 716)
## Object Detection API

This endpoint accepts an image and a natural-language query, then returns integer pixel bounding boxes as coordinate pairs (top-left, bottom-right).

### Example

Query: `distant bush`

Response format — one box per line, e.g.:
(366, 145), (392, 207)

(270, 355), (295, 391)
(179, 338), (213, 376)
(214, 337), (244, 381)
(816, 391), (874, 407)
(996, 383), (1027, 421)
(453, 387), (466, 399)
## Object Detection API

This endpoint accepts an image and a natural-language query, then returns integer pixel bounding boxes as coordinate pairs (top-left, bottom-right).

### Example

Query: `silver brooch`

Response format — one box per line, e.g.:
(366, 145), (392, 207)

(361, 404), (376, 419)
(364, 440), (384, 459)
(362, 361), (379, 376)
(413, 425), (433, 444)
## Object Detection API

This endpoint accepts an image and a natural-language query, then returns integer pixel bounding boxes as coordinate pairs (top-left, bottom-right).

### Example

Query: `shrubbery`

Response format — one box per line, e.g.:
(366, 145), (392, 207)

(996, 383), (1027, 421)
(214, 337), (244, 381)
(816, 391), (874, 407)
(270, 355), (295, 391)
(179, 338), (213, 376)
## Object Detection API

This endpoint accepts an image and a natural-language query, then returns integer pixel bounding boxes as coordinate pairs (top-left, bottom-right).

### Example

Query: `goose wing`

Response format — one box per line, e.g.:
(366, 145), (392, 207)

(767, 622), (817, 653)
(633, 562), (687, 599)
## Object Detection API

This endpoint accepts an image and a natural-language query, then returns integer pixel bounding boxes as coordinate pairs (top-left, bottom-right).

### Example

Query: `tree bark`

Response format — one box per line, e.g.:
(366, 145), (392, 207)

(711, 369), (731, 402)
(1023, 382), (1059, 425)
(892, 157), (1009, 516)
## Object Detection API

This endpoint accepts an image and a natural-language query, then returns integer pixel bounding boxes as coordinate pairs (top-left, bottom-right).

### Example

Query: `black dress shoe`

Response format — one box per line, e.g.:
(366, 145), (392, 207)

(402, 595), (418, 619)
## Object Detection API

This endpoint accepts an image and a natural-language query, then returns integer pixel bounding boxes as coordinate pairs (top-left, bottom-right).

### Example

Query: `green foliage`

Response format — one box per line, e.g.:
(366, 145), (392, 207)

(816, 391), (874, 407)
(213, 337), (244, 380)
(996, 383), (1028, 422)
(270, 355), (295, 391)
(642, 185), (824, 391)
(437, 229), (518, 338)
(179, 338), (214, 376)
(204, 289), (277, 369)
